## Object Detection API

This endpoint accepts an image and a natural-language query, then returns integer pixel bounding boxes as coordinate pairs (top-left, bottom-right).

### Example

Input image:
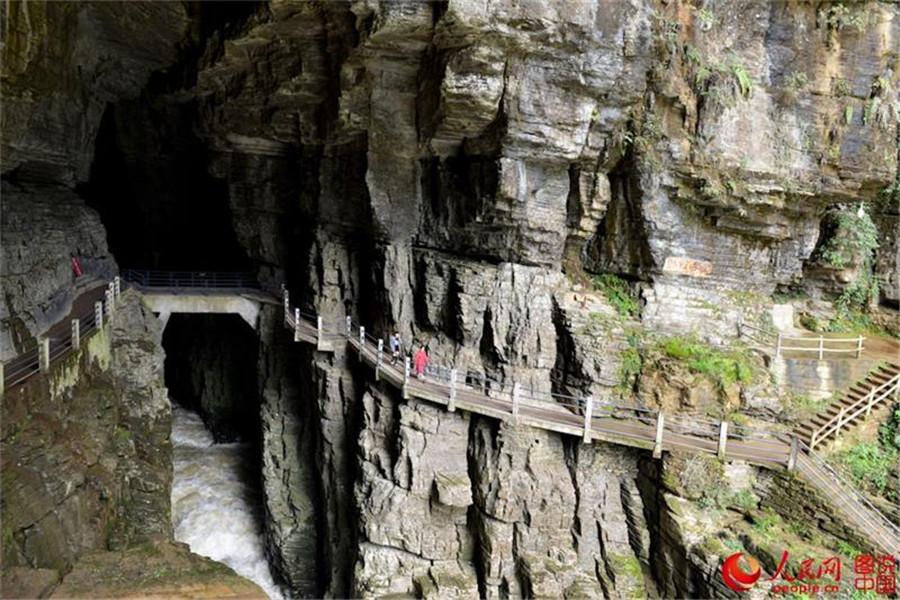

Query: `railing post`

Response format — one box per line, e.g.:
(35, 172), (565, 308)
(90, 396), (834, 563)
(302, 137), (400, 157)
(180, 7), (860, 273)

(316, 317), (325, 350)
(346, 316), (352, 338)
(809, 429), (819, 450)
(787, 436), (798, 471)
(105, 289), (114, 315)
(376, 339), (383, 381)
(283, 289), (290, 327)
(0, 362), (4, 396)
(818, 336), (824, 360)
(448, 369), (457, 412)
(359, 326), (365, 348)
(39, 337), (50, 371)
(718, 421), (728, 460)
(114, 276), (121, 298)
(653, 412), (665, 459)
(856, 336), (863, 358)
(95, 301), (104, 330)
(512, 382), (520, 423)
(775, 333), (782, 357)
(836, 407), (846, 439)
(865, 389), (875, 416)
(294, 308), (301, 342)
(72, 319), (80, 350)
(403, 357), (410, 399)
(583, 396), (594, 443)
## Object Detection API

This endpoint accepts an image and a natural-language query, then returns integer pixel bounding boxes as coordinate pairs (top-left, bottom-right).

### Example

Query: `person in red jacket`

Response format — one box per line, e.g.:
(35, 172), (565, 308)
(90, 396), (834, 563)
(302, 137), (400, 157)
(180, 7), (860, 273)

(413, 344), (429, 380)
(71, 254), (83, 278)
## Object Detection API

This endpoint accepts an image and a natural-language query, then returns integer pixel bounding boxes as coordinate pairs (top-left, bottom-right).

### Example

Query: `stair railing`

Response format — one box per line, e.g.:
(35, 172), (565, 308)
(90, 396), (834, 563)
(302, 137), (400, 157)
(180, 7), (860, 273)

(809, 373), (900, 449)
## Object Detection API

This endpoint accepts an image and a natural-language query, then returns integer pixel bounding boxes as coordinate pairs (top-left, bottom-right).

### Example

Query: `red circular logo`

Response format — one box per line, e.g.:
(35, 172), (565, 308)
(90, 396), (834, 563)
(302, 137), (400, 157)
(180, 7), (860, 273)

(722, 552), (761, 592)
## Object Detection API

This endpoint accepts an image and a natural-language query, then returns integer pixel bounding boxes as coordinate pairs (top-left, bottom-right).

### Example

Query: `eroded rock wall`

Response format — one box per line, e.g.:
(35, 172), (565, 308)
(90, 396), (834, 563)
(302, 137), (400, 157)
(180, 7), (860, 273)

(1, 291), (171, 572)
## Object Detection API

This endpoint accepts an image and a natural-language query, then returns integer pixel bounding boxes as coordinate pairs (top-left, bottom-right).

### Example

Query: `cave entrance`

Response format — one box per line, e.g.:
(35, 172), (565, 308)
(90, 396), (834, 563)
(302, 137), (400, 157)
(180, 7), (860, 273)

(79, 101), (252, 271)
(162, 313), (260, 443)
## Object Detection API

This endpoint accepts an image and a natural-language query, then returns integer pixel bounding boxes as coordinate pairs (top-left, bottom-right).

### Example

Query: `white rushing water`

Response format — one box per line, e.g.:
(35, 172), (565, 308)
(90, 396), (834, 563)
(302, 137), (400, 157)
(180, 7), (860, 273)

(171, 406), (285, 600)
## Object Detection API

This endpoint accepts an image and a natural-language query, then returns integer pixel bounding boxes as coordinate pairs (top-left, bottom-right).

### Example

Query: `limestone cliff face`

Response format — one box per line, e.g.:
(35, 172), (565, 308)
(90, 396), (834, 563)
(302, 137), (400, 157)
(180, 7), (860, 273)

(1, 291), (171, 572)
(1, 0), (898, 598)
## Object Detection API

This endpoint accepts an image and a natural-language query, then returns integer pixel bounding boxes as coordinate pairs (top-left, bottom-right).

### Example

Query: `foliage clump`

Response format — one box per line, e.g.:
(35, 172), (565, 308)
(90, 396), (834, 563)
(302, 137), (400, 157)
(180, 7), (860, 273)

(592, 274), (640, 318)
(657, 336), (755, 388)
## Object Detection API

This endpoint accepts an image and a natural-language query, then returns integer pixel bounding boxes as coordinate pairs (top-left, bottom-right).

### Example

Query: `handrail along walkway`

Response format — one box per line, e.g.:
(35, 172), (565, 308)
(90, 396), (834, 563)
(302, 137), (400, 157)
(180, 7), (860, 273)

(1, 278), (121, 393)
(287, 289), (900, 556)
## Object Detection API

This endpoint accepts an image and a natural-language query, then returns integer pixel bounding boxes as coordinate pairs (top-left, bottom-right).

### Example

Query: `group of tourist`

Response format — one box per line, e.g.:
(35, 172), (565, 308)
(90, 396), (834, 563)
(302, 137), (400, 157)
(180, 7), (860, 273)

(388, 332), (429, 379)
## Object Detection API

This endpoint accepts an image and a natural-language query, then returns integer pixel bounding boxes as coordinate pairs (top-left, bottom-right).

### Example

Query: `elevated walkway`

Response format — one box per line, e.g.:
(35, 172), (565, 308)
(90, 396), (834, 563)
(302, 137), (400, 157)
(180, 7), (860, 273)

(120, 269), (276, 330)
(285, 291), (900, 556)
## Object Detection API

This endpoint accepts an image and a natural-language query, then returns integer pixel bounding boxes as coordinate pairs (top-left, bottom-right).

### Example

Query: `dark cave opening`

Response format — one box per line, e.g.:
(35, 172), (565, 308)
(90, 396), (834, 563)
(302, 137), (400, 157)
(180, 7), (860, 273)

(78, 101), (252, 272)
(162, 313), (261, 445)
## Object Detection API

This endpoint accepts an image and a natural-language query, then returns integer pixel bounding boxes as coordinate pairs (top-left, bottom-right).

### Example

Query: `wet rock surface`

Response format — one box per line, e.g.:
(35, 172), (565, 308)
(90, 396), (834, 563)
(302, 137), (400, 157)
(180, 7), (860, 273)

(2, 0), (898, 597)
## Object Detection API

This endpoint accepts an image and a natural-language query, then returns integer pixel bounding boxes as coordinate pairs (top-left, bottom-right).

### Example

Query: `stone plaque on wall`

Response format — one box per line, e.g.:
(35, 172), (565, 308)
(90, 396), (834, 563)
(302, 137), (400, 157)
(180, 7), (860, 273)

(662, 256), (713, 278)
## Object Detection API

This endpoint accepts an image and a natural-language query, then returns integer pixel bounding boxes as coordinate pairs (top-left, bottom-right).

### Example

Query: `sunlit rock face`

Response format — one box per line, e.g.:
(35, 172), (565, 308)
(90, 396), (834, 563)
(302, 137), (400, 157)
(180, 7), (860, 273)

(1, 0), (898, 598)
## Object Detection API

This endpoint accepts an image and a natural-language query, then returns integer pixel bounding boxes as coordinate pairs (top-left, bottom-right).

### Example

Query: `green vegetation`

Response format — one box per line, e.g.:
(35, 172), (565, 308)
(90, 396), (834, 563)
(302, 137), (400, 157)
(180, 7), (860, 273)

(694, 7), (716, 29)
(822, 3), (870, 34)
(879, 404), (900, 451)
(788, 393), (830, 419)
(751, 508), (782, 539)
(728, 488), (759, 513)
(728, 56), (753, 99)
(592, 274), (640, 317)
(832, 77), (853, 97)
(815, 207), (879, 270)
(836, 540), (862, 559)
(657, 336), (755, 388)
(814, 206), (880, 327)
(863, 76), (900, 130)
(618, 331), (644, 390)
(772, 286), (808, 303)
(784, 71), (808, 91)
(832, 442), (898, 500)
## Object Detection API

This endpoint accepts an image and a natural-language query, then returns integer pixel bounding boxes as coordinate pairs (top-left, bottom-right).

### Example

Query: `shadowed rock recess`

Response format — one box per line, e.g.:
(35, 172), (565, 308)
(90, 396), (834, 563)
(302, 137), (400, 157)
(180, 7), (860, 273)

(2, 1), (899, 598)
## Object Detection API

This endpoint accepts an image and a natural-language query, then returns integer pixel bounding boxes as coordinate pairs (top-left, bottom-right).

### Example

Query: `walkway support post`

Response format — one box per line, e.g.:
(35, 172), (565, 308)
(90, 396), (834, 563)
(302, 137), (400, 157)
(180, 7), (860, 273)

(856, 336), (863, 359)
(39, 337), (50, 372)
(717, 421), (728, 460)
(114, 276), (121, 298)
(316, 317), (325, 350)
(346, 316), (352, 338)
(583, 397), (594, 443)
(376, 339), (383, 381)
(818, 337), (825, 361)
(787, 436), (799, 472)
(72, 319), (80, 350)
(512, 382), (520, 423)
(294, 308), (301, 342)
(403, 357), (410, 399)
(95, 301), (104, 330)
(775, 333), (782, 357)
(653, 412), (665, 459)
(448, 369), (457, 412)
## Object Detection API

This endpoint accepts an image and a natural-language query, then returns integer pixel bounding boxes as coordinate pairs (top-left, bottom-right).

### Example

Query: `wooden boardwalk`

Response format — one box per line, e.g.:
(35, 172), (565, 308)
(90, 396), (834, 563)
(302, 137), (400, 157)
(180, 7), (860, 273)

(287, 299), (900, 557)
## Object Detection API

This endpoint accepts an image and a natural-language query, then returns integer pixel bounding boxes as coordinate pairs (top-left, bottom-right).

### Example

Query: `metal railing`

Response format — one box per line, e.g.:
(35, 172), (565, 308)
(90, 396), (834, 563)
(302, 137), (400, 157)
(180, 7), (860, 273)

(121, 269), (258, 289)
(809, 372), (900, 449)
(738, 318), (865, 359)
(282, 291), (900, 555)
(1, 279), (118, 394)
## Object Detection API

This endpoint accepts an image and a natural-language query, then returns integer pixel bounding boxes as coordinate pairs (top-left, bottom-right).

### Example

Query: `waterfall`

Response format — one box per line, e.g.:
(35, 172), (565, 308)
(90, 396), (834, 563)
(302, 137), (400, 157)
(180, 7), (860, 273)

(171, 406), (285, 599)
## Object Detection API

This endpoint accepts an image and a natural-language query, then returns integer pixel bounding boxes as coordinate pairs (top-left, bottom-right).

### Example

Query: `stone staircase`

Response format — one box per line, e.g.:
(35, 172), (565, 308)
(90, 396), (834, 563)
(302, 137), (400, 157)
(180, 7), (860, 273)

(794, 362), (900, 449)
